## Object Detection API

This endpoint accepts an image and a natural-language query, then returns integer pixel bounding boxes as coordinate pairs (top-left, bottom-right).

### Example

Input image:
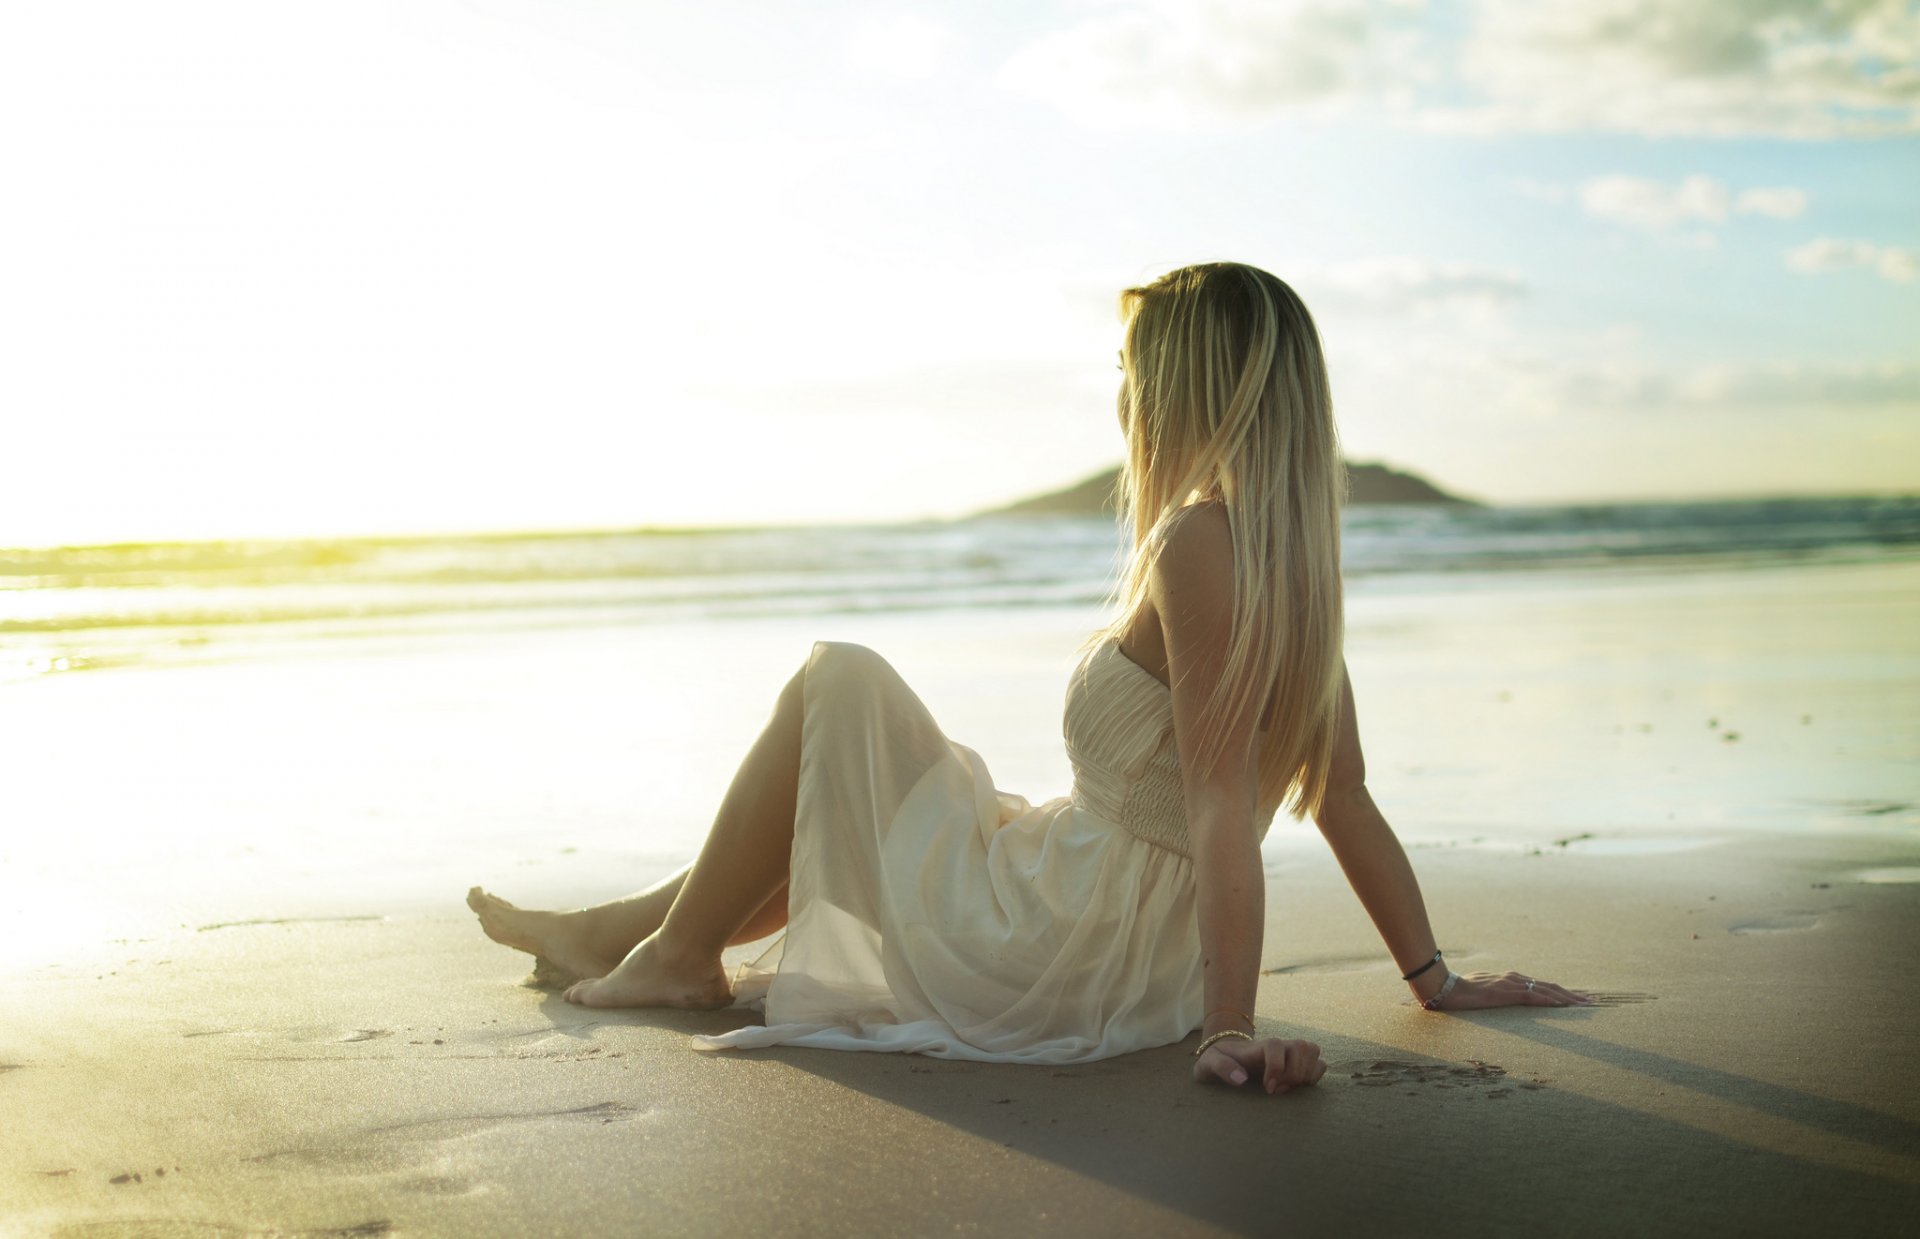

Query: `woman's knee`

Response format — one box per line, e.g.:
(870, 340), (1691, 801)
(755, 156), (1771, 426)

(783, 641), (889, 727)
(804, 641), (884, 691)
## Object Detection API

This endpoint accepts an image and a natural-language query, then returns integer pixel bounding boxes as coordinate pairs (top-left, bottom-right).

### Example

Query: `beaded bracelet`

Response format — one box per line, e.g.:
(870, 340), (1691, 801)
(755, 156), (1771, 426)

(1193, 1029), (1255, 1057)
(1421, 971), (1461, 1011)
(1401, 949), (1444, 983)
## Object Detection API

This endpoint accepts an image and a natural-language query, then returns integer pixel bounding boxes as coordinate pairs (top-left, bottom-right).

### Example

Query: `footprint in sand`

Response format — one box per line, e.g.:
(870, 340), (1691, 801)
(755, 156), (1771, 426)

(1729, 910), (1822, 934)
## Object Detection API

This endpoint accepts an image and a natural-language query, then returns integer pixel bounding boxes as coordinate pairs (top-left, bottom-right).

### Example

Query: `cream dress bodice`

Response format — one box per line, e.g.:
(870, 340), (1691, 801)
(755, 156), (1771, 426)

(1063, 633), (1278, 857)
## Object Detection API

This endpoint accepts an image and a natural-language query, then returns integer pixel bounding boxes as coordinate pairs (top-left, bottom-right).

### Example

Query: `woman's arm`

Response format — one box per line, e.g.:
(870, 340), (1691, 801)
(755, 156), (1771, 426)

(1152, 505), (1326, 1095)
(1315, 663), (1447, 1001)
(1317, 660), (1590, 1009)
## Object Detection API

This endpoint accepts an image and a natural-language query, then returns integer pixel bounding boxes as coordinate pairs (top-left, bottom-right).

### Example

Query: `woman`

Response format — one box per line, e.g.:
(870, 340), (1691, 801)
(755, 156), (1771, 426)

(468, 261), (1589, 1096)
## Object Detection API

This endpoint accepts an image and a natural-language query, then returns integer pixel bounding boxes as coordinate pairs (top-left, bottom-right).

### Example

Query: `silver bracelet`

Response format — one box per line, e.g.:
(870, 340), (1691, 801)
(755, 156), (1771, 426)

(1421, 970), (1460, 1011)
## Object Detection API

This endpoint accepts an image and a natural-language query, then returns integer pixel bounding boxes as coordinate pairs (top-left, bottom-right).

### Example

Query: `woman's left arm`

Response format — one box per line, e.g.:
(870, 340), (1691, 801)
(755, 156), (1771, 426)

(1316, 661), (1591, 1010)
(1154, 505), (1328, 1095)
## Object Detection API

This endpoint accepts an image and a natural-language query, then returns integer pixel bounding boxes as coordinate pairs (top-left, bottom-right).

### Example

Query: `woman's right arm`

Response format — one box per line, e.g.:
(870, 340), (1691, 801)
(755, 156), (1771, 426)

(1315, 662), (1589, 1009)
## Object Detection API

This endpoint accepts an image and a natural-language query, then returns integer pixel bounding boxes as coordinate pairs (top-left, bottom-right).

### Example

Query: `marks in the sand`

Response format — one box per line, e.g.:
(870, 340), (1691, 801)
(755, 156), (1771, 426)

(236, 1025), (615, 1063)
(1578, 991), (1659, 1007)
(1336, 1059), (1546, 1097)
(192, 1020), (599, 1061)
(363, 1100), (640, 1138)
(483, 1020), (602, 1043)
(194, 915), (384, 933)
(1815, 797), (1913, 818)
(109, 1165), (182, 1185)
(0, 1061), (23, 1074)
(1794, 797), (1917, 830)
(273, 1026), (400, 1046)
(185, 1025), (404, 1051)
(1729, 910), (1822, 934)
(394, 1174), (479, 1196)
(246, 1101), (644, 1174)
(55, 1221), (392, 1238)
(1854, 866), (1920, 885)
(1543, 834), (1721, 857)
(337, 1029), (392, 1044)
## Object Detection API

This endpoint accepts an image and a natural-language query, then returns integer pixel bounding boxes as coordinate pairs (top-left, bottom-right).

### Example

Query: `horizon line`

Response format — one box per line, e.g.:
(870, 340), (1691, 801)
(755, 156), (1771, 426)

(5, 487), (1917, 557)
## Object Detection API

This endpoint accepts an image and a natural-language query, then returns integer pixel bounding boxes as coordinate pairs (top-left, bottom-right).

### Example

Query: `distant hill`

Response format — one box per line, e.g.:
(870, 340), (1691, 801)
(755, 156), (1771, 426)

(977, 461), (1475, 517)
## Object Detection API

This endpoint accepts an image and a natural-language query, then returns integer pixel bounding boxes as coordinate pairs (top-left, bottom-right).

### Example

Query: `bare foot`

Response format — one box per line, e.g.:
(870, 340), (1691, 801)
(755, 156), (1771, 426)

(467, 886), (617, 982)
(563, 936), (733, 1010)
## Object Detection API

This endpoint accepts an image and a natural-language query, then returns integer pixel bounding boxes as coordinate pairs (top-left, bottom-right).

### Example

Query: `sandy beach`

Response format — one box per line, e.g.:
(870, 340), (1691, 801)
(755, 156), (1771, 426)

(3, 556), (1917, 1236)
(3, 835), (1917, 1237)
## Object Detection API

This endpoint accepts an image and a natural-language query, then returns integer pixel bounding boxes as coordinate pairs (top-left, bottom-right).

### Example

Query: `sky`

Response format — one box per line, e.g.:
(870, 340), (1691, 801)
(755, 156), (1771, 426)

(2, 0), (1916, 546)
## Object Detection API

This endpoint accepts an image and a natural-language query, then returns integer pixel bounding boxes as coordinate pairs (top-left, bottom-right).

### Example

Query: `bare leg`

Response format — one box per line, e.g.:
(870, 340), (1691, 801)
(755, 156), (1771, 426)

(572, 868), (792, 953)
(467, 873), (790, 985)
(560, 658), (808, 1008)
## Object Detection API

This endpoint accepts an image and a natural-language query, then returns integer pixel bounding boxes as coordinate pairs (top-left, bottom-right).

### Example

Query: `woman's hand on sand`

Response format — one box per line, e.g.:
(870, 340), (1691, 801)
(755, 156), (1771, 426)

(1428, 970), (1591, 1009)
(1192, 1036), (1327, 1095)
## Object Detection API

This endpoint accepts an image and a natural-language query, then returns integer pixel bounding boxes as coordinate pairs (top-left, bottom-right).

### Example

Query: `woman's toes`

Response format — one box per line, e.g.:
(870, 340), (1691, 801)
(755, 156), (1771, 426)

(466, 887), (520, 918)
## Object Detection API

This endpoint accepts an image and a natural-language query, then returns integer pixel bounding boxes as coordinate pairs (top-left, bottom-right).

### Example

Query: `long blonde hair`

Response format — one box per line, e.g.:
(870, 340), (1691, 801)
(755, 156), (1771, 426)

(1089, 261), (1346, 823)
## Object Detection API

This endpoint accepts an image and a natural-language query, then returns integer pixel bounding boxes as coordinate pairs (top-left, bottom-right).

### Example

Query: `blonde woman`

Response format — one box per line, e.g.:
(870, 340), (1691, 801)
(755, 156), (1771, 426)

(468, 261), (1588, 1094)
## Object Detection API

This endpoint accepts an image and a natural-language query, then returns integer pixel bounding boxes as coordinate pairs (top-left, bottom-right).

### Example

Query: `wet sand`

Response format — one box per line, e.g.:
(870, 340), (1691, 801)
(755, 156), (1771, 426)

(2, 834), (1917, 1237)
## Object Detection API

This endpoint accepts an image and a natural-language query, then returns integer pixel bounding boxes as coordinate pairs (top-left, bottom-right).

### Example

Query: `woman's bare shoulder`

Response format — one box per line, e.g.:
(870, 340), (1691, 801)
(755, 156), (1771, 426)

(1154, 502), (1234, 578)
(1149, 501), (1235, 620)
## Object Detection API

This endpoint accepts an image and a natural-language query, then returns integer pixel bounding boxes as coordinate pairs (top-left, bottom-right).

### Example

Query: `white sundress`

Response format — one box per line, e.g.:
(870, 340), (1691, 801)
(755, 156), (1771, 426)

(688, 635), (1276, 1063)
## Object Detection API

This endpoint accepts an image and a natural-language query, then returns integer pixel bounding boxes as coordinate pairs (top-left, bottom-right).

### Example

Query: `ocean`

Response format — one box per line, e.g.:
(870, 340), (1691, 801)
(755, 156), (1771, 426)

(5, 495), (1916, 683)
(1, 494), (1915, 960)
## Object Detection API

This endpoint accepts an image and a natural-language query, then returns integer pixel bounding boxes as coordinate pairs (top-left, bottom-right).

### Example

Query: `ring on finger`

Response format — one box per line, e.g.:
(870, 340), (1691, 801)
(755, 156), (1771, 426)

(1524, 979), (1536, 993)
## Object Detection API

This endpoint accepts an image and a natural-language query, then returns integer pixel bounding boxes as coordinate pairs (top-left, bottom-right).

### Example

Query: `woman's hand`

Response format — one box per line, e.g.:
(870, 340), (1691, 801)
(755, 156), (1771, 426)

(1424, 970), (1591, 1010)
(1192, 1036), (1328, 1094)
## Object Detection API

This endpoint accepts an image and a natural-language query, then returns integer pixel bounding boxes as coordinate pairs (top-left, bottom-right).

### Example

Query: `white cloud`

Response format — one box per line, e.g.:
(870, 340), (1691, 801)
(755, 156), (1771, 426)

(998, 0), (1423, 130)
(1436, 0), (1920, 138)
(1735, 186), (1810, 219)
(1786, 237), (1919, 283)
(1546, 175), (1809, 235)
(1303, 255), (1528, 320)
(1005, 0), (1920, 137)
(1658, 359), (1920, 405)
(1448, 351), (1919, 423)
(1579, 175), (1732, 229)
